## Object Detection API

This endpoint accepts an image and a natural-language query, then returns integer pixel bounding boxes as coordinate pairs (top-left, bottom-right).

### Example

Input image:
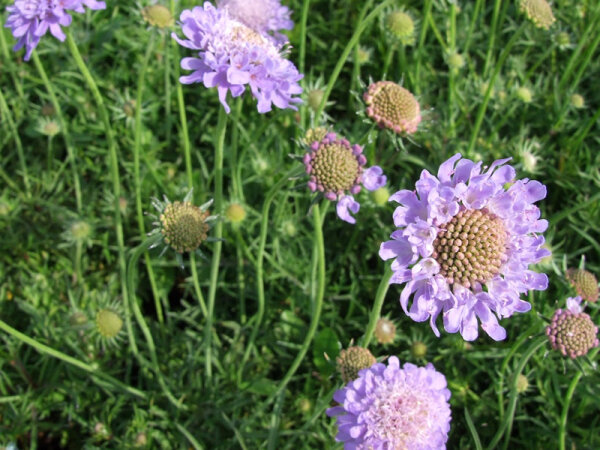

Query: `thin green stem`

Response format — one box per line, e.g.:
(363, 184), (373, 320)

(32, 52), (82, 212)
(266, 201), (326, 445)
(0, 28), (25, 100)
(238, 166), (302, 380)
(467, 24), (525, 155)
(0, 318), (145, 399)
(190, 252), (208, 318)
(205, 107), (228, 380)
(361, 264), (393, 348)
(0, 88), (30, 196)
(486, 336), (547, 450)
(314, 0), (395, 122)
(133, 32), (164, 324)
(558, 347), (599, 450)
(483, 0), (502, 76)
(127, 236), (187, 410)
(66, 30), (130, 349)
(298, 0), (310, 131)
(414, 0), (433, 96)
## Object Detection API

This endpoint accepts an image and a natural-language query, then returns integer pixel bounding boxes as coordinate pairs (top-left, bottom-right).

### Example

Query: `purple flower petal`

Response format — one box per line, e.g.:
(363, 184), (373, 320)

(362, 166), (387, 191)
(336, 195), (360, 224)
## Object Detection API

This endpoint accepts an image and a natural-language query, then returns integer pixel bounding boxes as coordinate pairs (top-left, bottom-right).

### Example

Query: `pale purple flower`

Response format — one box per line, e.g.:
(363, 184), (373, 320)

(171, 2), (303, 113)
(4, 0), (106, 61)
(379, 154), (550, 341)
(303, 132), (387, 224)
(327, 356), (451, 449)
(216, 0), (293, 44)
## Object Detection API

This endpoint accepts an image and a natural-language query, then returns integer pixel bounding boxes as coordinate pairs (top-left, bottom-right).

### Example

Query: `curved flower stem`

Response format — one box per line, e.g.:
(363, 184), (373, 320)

(486, 335), (547, 450)
(237, 166), (303, 381)
(467, 23), (525, 155)
(361, 264), (393, 348)
(133, 32), (163, 324)
(32, 52), (82, 212)
(298, 0), (310, 131)
(65, 30), (130, 342)
(268, 200), (327, 405)
(314, 0), (395, 123)
(0, 318), (145, 400)
(0, 88), (30, 196)
(205, 107), (228, 381)
(127, 235), (187, 410)
(558, 347), (599, 450)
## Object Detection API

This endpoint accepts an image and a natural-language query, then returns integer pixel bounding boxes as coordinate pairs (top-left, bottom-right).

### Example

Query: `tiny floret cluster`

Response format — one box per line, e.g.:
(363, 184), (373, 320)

(364, 81), (421, 135)
(566, 268), (598, 303)
(546, 297), (599, 359)
(150, 191), (215, 258)
(172, 2), (303, 113)
(519, 0), (556, 30)
(5, 0), (106, 61)
(327, 356), (451, 449)
(336, 346), (376, 384)
(384, 10), (415, 46)
(216, 0), (293, 44)
(379, 154), (550, 341)
(303, 132), (387, 224)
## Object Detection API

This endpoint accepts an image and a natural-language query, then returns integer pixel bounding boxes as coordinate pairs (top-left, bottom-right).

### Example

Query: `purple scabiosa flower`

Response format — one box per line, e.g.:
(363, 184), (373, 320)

(364, 81), (421, 135)
(379, 154), (550, 341)
(216, 0), (293, 44)
(303, 132), (387, 224)
(4, 0), (106, 61)
(546, 296), (599, 359)
(327, 356), (451, 449)
(171, 2), (303, 114)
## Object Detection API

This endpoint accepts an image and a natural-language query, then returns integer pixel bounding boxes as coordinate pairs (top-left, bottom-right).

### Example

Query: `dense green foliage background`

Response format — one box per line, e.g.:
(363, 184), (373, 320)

(1, 0), (599, 448)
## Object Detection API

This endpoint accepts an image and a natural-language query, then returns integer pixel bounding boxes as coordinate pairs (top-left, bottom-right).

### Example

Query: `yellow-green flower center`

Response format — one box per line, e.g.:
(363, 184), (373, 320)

(96, 309), (123, 339)
(519, 0), (556, 30)
(336, 346), (376, 384)
(160, 201), (210, 253)
(385, 11), (415, 44)
(311, 142), (361, 193)
(432, 209), (508, 288)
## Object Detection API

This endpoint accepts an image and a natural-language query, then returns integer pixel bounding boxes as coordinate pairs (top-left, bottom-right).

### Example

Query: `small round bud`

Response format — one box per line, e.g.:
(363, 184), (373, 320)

(374, 318), (396, 344)
(38, 119), (60, 137)
(281, 220), (297, 237)
(371, 187), (390, 206)
(160, 201), (210, 253)
(123, 99), (136, 118)
(364, 81), (421, 135)
(297, 397), (312, 414)
(556, 31), (570, 48)
(307, 89), (325, 112)
(336, 346), (376, 384)
(546, 307), (599, 358)
(447, 52), (465, 71)
(519, 0), (556, 29)
(411, 341), (427, 359)
(516, 374), (529, 393)
(134, 432), (148, 447)
(225, 203), (246, 224)
(566, 268), (598, 303)
(96, 309), (123, 339)
(70, 311), (88, 326)
(516, 87), (533, 103)
(70, 221), (92, 242)
(570, 94), (585, 109)
(142, 5), (174, 28)
(385, 11), (415, 45)
(356, 46), (372, 65)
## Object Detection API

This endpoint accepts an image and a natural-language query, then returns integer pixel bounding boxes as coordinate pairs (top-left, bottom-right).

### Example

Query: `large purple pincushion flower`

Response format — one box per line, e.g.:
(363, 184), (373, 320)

(4, 0), (106, 61)
(379, 154), (550, 341)
(303, 132), (387, 224)
(216, 0), (293, 44)
(327, 356), (451, 449)
(171, 2), (303, 113)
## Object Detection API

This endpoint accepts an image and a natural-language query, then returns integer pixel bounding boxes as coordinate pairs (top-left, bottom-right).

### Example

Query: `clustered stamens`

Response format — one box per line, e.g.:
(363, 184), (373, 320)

(304, 133), (365, 200)
(364, 81), (421, 135)
(546, 308), (599, 359)
(160, 201), (210, 253)
(336, 346), (376, 384)
(432, 208), (508, 288)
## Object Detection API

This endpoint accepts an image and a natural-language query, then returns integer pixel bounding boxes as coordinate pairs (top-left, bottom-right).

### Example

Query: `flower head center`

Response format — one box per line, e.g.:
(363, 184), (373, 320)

(305, 136), (365, 196)
(547, 309), (599, 358)
(366, 386), (430, 446)
(364, 81), (421, 135)
(160, 201), (210, 253)
(432, 208), (508, 288)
